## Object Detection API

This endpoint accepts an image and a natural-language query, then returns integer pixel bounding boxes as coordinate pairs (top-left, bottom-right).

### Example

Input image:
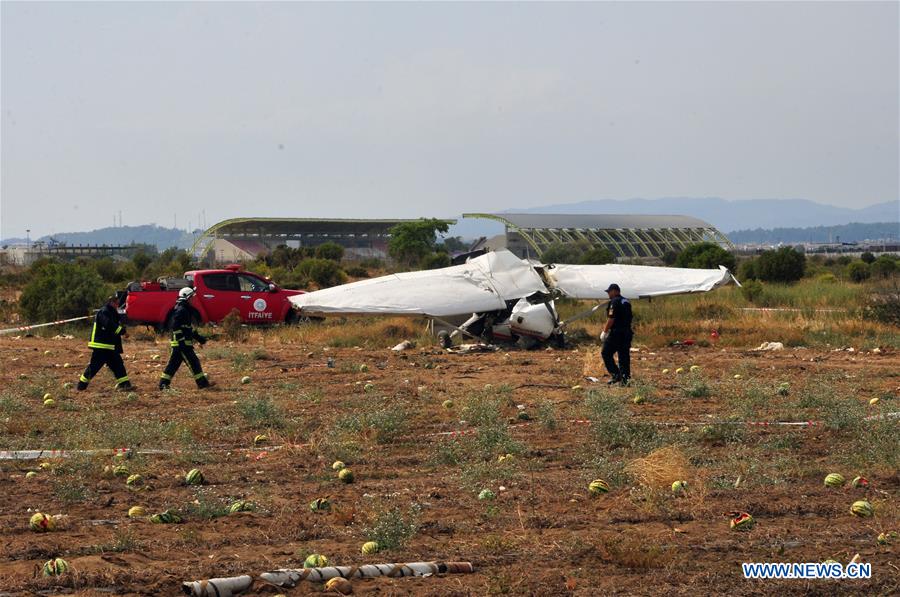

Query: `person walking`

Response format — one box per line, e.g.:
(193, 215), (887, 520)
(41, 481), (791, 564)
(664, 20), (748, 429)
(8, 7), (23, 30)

(600, 283), (633, 386)
(77, 295), (132, 391)
(159, 287), (212, 390)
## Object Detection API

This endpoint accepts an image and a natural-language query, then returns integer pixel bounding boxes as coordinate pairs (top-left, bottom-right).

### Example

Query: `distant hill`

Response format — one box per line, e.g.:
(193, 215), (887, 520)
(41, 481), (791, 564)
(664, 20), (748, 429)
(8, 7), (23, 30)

(448, 198), (899, 239)
(727, 221), (899, 245)
(2, 225), (198, 251)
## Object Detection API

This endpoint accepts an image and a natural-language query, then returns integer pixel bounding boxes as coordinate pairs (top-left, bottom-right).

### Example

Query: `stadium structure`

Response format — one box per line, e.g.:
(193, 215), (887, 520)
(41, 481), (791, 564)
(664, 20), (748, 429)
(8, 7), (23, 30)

(191, 217), (457, 264)
(464, 213), (733, 260)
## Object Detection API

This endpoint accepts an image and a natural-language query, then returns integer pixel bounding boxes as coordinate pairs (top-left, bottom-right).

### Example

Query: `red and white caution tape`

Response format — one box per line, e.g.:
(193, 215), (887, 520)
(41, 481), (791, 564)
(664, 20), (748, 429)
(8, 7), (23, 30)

(0, 315), (92, 335)
(3, 414), (896, 460)
(0, 443), (310, 461)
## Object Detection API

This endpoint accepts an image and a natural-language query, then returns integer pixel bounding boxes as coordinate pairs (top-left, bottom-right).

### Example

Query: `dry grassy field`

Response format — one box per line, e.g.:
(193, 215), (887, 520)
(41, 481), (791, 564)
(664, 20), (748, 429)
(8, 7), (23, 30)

(1, 299), (898, 595)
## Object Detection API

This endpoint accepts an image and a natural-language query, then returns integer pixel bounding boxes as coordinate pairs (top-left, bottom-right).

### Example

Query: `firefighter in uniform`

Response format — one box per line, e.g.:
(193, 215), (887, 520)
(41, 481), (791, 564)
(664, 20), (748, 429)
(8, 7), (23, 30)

(77, 295), (132, 391)
(159, 287), (211, 390)
(600, 283), (633, 386)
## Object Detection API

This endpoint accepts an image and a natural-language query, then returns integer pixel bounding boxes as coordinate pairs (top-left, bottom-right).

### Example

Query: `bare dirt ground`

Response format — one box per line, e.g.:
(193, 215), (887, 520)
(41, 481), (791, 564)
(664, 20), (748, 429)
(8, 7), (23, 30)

(1, 330), (898, 596)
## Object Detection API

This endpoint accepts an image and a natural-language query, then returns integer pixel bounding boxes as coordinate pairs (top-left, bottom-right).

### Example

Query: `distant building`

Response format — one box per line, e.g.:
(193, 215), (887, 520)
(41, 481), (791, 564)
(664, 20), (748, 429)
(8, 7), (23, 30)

(0, 242), (135, 266)
(192, 217), (457, 265)
(210, 238), (271, 263)
(464, 213), (733, 261)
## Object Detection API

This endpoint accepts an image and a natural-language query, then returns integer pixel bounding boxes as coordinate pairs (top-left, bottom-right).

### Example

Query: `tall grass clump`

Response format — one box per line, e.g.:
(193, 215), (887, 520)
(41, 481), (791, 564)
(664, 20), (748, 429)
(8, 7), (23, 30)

(362, 502), (422, 550)
(584, 390), (659, 452)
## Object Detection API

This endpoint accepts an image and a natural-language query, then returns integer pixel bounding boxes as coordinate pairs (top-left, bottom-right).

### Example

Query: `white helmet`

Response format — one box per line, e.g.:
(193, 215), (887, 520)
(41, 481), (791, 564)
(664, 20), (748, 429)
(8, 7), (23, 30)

(178, 286), (196, 301)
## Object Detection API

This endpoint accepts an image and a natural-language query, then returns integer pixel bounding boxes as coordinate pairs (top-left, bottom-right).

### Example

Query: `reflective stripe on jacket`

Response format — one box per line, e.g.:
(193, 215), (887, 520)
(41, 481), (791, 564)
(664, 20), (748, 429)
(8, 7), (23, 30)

(88, 304), (125, 352)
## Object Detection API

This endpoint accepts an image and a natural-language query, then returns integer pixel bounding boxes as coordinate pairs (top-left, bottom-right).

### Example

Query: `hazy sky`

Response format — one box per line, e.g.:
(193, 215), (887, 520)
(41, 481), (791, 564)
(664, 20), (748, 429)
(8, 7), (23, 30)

(2, 1), (897, 239)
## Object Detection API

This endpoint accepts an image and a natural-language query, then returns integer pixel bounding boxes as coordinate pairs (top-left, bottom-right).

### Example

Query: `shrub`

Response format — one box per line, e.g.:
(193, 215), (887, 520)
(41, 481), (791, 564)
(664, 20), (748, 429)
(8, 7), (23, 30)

(131, 251), (154, 276)
(270, 267), (309, 290)
(680, 374), (711, 398)
(736, 259), (757, 281)
(674, 242), (736, 271)
(860, 251), (875, 264)
(740, 279), (764, 303)
(388, 219), (449, 266)
(220, 309), (246, 342)
(863, 283), (900, 326)
(19, 261), (110, 322)
(420, 252), (451, 270)
(268, 245), (306, 269)
(314, 242), (345, 262)
(540, 243), (583, 264)
(847, 261), (871, 283)
(816, 273), (838, 284)
(143, 248), (193, 280)
(871, 256), (897, 279)
(297, 258), (346, 288)
(93, 258), (137, 283)
(580, 247), (616, 265)
(360, 258), (383, 270)
(661, 249), (680, 266)
(755, 247), (805, 283)
(584, 391), (658, 451)
(344, 265), (370, 278)
(236, 397), (284, 428)
(363, 503), (422, 550)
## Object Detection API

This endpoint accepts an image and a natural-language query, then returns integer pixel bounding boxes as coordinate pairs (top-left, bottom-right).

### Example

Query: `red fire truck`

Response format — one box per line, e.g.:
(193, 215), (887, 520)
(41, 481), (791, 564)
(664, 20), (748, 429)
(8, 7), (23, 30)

(123, 264), (304, 330)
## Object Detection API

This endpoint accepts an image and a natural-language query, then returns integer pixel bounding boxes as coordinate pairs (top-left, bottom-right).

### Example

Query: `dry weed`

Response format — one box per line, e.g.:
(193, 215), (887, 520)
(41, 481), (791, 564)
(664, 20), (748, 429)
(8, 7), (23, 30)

(625, 445), (693, 490)
(582, 350), (603, 377)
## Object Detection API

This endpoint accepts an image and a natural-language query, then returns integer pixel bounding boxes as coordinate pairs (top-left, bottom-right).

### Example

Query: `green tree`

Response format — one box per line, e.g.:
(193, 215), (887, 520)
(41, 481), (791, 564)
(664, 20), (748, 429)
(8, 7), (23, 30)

(268, 245), (306, 269)
(131, 250), (153, 276)
(388, 219), (449, 266)
(847, 261), (871, 283)
(755, 247), (806, 283)
(661, 249), (680, 266)
(92, 257), (137, 283)
(19, 261), (110, 322)
(269, 266), (309, 290)
(297, 258), (346, 288)
(314, 242), (345, 262)
(144, 248), (194, 280)
(540, 242), (583, 264)
(860, 251), (875, 264)
(737, 259), (758, 281)
(674, 242), (736, 271)
(579, 246), (616, 265)
(420, 252), (451, 270)
(870, 255), (897, 278)
(440, 236), (468, 253)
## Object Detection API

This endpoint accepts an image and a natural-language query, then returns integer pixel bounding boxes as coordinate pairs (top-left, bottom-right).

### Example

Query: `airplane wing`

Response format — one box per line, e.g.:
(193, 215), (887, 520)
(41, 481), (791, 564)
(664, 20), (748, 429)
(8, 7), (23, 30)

(549, 263), (739, 300)
(289, 250), (547, 317)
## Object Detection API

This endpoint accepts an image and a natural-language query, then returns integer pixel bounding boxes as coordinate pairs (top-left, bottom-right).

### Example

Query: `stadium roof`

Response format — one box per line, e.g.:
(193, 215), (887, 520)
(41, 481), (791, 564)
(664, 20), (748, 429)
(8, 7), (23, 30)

(191, 217), (457, 258)
(463, 212), (732, 259)
(467, 213), (712, 230)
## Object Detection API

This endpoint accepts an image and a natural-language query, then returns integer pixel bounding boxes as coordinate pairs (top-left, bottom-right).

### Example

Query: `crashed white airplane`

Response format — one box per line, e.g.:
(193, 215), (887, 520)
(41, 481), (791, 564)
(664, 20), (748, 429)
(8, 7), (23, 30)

(288, 249), (738, 348)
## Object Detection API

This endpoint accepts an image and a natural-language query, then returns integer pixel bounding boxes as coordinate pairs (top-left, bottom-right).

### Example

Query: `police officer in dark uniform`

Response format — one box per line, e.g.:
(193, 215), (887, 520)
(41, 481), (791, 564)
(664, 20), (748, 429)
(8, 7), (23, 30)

(159, 287), (212, 390)
(77, 295), (132, 391)
(600, 283), (633, 386)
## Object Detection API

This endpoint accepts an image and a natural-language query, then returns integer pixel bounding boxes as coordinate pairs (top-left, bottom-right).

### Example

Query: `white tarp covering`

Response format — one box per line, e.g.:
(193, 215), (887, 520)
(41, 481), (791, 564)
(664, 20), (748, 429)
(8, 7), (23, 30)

(549, 263), (737, 300)
(289, 250), (546, 317)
